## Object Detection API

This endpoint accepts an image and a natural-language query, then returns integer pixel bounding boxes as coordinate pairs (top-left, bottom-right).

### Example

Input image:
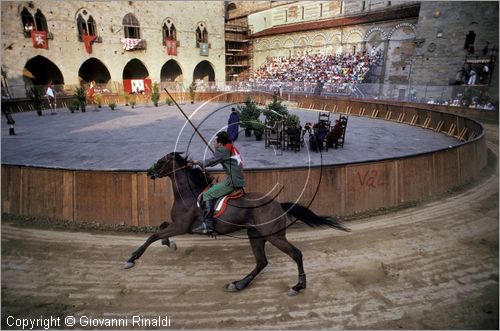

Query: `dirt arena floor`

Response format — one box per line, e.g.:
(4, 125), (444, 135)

(1, 121), (498, 330)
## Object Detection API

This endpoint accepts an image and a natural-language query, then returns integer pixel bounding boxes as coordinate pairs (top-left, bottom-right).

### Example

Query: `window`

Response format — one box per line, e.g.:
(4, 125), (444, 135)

(76, 9), (97, 41)
(34, 9), (48, 32)
(21, 7), (34, 37)
(21, 7), (48, 36)
(195, 22), (208, 47)
(162, 18), (177, 44)
(123, 13), (140, 39)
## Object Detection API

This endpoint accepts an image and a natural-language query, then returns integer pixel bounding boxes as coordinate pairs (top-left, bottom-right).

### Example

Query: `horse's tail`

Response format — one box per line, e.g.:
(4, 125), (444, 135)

(281, 202), (351, 232)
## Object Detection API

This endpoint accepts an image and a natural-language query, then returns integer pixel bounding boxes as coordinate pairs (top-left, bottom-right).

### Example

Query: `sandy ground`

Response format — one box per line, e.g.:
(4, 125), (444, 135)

(1, 123), (498, 330)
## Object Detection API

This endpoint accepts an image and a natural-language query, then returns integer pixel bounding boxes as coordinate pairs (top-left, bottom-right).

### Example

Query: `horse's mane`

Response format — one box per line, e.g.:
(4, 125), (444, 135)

(169, 152), (214, 188)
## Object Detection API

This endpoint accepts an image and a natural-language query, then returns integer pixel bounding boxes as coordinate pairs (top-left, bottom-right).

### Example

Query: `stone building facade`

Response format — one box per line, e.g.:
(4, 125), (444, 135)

(1, 1), (225, 97)
(243, 0), (498, 102)
(1, 1), (498, 103)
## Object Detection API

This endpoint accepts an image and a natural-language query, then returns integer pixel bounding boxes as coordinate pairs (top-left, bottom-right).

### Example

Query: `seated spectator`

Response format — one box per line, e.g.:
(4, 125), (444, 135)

(326, 120), (342, 148)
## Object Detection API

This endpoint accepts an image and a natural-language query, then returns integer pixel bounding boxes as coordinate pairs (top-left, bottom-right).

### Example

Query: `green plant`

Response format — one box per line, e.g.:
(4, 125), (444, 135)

(124, 95), (130, 106)
(94, 93), (102, 108)
(75, 86), (87, 112)
(151, 82), (160, 106)
(286, 114), (301, 128)
(238, 97), (262, 129)
(251, 120), (265, 141)
(165, 97), (173, 106)
(264, 99), (288, 123)
(27, 86), (44, 116)
(108, 102), (116, 110)
(69, 99), (80, 113)
(130, 99), (136, 109)
(189, 82), (196, 104)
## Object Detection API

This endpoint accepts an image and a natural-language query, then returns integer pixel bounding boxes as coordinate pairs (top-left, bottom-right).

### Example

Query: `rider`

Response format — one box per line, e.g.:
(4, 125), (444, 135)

(189, 131), (245, 234)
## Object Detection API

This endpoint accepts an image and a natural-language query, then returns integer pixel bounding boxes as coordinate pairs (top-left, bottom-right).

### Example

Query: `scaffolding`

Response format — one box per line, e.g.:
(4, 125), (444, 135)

(225, 24), (253, 82)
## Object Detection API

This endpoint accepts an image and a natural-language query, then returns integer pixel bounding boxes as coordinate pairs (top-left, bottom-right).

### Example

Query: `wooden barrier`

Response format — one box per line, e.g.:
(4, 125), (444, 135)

(1, 93), (488, 225)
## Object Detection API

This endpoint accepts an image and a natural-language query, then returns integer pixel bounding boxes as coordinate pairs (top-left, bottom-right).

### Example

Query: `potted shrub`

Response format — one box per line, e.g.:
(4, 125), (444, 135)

(238, 97), (262, 137)
(264, 99), (288, 123)
(75, 87), (87, 112)
(68, 99), (79, 113)
(151, 82), (160, 107)
(252, 120), (265, 141)
(94, 93), (103, 109)
(124, 95), (130, 106)
(27, 86), (44, 116)
(189, 81), (196, 104)
(165, 96), (173, 106)
(130, 99), (136, 109)
(108, 102), (117, 110)
(286, 114), (301, 128)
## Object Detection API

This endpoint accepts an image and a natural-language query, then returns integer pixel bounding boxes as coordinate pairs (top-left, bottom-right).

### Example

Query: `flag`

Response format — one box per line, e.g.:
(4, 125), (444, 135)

(165, 39), (177, 55)
(199, 42), (209, 56)
(31, 30), (48, 49)
(121, 38), (143, 51)
(89, 81), (95, 98)
(83, 34), (97, 54)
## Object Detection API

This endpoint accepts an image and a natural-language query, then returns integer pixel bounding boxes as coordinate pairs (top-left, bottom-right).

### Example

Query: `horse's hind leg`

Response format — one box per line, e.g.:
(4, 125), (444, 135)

(227, 228), (268, 292)
(267, 235), (306, 296)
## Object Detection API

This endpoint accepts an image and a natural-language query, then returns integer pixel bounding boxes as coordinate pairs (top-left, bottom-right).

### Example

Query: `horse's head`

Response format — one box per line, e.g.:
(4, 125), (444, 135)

(147, 152), (187, 180)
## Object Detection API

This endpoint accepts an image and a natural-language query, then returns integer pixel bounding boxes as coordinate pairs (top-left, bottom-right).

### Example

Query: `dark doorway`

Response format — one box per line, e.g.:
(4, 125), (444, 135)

(78, 58), (111, 85)
(123, 59), (149, 79)
(23, 55), (64, 86)
(193, 60), (215, 82)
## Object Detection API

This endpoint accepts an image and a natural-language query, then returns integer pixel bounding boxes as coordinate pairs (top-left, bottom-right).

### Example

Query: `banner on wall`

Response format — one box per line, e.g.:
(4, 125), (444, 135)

(31, 30), (48, 49)
(83, 34), (97, 54)
(199, 42), (209, 56)
(165, 39), (177, 55)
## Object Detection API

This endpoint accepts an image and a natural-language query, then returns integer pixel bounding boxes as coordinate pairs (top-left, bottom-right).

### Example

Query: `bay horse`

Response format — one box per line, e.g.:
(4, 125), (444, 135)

(125, 152), (350, 296)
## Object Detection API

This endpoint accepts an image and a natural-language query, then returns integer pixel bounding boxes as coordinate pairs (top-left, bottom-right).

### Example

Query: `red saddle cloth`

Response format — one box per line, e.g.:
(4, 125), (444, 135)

(213, 189), (245, 218)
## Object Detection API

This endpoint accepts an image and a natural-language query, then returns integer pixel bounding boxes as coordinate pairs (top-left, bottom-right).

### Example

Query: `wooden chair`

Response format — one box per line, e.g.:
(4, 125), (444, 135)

(285, 126), (301, 152)
(265, 120), (285, 150)
(326, 115), (349, 149)
(336, 115), (348, 148)
(318, 111), (331, 129)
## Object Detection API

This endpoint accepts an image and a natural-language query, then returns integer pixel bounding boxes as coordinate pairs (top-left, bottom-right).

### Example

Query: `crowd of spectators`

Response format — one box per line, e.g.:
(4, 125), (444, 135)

(250, 50), (382, 88)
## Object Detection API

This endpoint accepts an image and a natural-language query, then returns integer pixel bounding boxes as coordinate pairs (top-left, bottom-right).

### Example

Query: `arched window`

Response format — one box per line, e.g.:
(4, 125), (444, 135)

(162, 18), (177, 44)
(123, 13), (140, 39)
(195, 22), (208, 47)
(34, 9), (48, 32)
(21, 7), (34, 37)
(76, 9), (97, 41)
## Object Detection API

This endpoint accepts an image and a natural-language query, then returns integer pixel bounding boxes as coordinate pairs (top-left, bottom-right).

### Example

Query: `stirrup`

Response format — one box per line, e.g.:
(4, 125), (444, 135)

(192, 221), (214, 234)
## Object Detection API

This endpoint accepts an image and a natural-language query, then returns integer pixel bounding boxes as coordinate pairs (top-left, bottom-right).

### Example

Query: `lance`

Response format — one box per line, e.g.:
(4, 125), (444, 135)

(164, 88), (214, 153)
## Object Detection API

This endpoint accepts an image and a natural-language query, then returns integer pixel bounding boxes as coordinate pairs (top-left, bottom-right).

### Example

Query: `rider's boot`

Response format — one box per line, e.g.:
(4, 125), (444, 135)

(192, 200), (215, 234)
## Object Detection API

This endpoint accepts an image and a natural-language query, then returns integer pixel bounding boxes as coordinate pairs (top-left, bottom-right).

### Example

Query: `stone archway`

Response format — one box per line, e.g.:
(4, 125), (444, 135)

(78, 58), (111, 85)
(193, 60), (215, 82)
(23, 55), (64, 87)
(160, 59), (183, 91)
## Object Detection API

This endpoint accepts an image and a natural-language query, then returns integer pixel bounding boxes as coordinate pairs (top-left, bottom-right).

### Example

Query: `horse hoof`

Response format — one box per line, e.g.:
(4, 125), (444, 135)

(169, 241), (177, 251)
(287, 288), (299, 296)
(123, 262), (135, 269)
(226, 283), (239, 292)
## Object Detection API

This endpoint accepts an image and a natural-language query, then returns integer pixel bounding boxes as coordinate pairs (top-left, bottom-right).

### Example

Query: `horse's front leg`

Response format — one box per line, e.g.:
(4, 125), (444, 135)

(124, 222), (188, 269)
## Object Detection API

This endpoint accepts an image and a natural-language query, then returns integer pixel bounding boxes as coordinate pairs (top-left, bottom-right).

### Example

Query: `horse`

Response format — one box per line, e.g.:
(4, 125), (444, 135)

(125, 152), (350, 296)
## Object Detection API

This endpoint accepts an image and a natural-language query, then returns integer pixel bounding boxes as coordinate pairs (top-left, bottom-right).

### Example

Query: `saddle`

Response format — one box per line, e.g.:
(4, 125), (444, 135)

(197, 188), (245, 218)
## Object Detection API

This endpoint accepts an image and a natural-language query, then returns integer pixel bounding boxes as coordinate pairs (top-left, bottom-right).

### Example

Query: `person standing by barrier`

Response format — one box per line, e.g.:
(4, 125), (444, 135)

(227, 107), (240, 142)
(46, 82), (56, 114)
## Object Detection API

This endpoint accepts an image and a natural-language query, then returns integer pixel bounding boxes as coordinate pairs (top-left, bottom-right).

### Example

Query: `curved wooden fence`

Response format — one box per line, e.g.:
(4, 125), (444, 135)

(1, 92), (487, 226)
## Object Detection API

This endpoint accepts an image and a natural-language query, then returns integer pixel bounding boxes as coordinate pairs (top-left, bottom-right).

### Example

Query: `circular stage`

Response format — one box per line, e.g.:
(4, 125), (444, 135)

(1, 102), (459, 171)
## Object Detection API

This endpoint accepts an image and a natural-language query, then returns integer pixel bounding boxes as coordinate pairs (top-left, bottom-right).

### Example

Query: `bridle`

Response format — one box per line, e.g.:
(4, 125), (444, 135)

(149, 158), (190, 179)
